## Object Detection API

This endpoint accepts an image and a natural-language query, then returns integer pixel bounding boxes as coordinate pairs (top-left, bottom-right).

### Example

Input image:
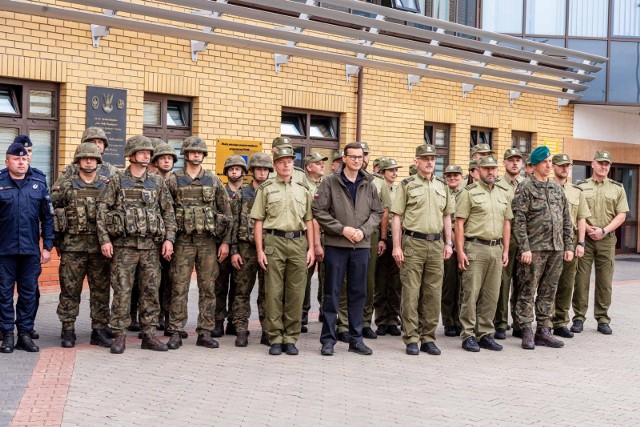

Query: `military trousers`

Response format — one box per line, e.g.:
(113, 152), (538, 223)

(302, 261), (316, 320)
(0, 255), (41, 333)
(552, 237), (578, 328)
(399, 236), (444, 345)
(232, 242), (265, 332)
(214, 255), (236, 323)
(494, 235), (520, 330)
(263, 233), (307, 345)
(441, 251), (461, 329)
(158, 254), (172, 324)
(373, 244), (401, 327)
(109, 247), (161, 336)
(459, 241), (503, 340)
(573, 234), (616, 324)
(169, 242), (218, 334)
(516, 251), (563, 329)
(57, 251), (111, 331)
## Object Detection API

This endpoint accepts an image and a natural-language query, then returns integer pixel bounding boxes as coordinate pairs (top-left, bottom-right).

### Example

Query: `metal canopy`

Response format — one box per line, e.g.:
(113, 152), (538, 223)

(0, 0), (608, 103)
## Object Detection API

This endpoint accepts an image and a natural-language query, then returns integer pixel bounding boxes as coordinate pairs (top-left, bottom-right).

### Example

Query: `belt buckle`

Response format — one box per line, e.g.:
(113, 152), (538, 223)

(489, 239), (498, 246)
(285, 231), (295, 239)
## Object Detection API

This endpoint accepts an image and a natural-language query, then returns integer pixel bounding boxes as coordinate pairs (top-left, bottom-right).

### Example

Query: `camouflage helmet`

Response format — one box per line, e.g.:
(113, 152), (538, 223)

(249, 152), (274, 172)
(149, 137), (166, 150)
(181, 136), (208, 156)
(81, 127), (109, 148)
(224, 155), (248, 174)
(124, 135), (154, 157)
(152, 142), (178, 163)
(73, 142), (102, 164)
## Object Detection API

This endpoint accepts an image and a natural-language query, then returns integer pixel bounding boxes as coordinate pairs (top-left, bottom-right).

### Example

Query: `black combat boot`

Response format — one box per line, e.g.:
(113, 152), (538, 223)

(235, 331), (248, 347)
(16, 332), (39, 352)
(196, 331), (219, 349)
(111, 335), (126, 354)
(166, 332), (182, 350)
(225, 321), (236, 336)
(61, 329), (76, 348)
(141, 334), (169, 351)
(212, 320), (224, 338)
(90, 329), (113, 348)
(127, 316), (141, 332)
(0, 331), (14, 353)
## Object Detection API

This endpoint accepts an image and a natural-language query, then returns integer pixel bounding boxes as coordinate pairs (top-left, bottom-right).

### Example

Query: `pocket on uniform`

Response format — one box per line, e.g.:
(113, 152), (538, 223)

(264, 246), (275, 255)
(404, 247), (415, 257)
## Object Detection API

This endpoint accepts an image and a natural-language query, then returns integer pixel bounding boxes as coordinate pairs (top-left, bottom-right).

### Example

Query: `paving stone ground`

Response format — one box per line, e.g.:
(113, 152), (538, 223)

(2, 256), (640, 426)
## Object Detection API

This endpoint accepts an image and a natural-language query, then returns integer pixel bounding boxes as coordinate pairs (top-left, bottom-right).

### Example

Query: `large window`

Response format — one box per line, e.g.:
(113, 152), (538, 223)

(470, 127), (493, 149)
(568, 0), (608, 37)
(568, 39), (608, 102)
(609, 41), (640, 103)
(143, 94), (192, 170)
(525, 0), (565, 35)
(481, 0), (523, 34)
(613, 0), (640, 37)
(0, 79), (59, 185)
(424, 123), (450, 176)
(281, 110), (340, 170)
(511, 131), (532, 154)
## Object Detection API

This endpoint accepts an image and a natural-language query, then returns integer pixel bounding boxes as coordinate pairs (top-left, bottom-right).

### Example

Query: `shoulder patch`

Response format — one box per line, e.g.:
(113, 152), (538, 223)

(575, 179), (587, 186)
(609, 179), (623, 187)
(258, 179), (274, 190)
(401, 176), (415, 186)
(571, 184), (582, 191)
(295, 180), (310, 190)
(466, 183), (478, 190)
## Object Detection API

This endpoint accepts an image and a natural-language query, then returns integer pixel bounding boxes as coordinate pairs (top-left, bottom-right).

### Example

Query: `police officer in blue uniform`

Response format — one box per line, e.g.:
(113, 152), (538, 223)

(0, 141), (54, 353)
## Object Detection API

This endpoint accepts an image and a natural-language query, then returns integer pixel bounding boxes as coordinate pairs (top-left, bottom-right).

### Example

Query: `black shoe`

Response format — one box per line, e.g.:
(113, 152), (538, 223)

(104, 326), (116, 339)
(196, 332), (219, 349)
(29, 330), (39, 340)
(127, 319), (141, 332)
(110, 336), (126, 354)
(90, 329), (113, 347)
(301, 325), (308, 333)
(167, 333), (182, 350)
(376, 324), (388, 336)
(269, 344), (282, 355)
(479, 335), (503, 351)
(553, 326), (574, 339)
(420, 342), (441, 355)
(225, 322), (237, 336)
(337, 331), (351, 343)
(260, 331), (270, 346)
(406, 343), (419, 355)
(494, 328), (507, 340)
(284, 343), (299, 355)
(235, 331), (248, 347)
(512, 329), (523, 338)
(570, 320), (583, 333)
(462, 336), (480, 352)
(387, 325), (401, 336)
(1, 332), (14, 353)
(320, 343), (334, 356)
(16, 332), (39, 352)
(597, 323), (613, 335)
(454, 326), (463, 336)
(212, 321), (224, 338)
(348, 341), (373, 356)
(141, 334), (169, 351)
(302, 313), (309, 326)
(444, 326), (457, 337)
(61, 330), (76, 348)
(362, 327), (377, 339)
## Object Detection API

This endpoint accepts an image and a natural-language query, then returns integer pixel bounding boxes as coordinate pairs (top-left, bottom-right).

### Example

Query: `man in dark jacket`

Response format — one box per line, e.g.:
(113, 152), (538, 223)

(312, 142), (384, 356)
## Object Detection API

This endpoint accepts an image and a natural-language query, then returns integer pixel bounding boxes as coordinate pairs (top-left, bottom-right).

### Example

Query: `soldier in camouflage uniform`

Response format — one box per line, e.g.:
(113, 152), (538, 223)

(60, 127), (119, 180)
(97, 135), (176, 354)
(51, 143), (112, 348)
(512, 146), (574, 350)
(165, 137), (232, 350)
(231, 152), (272, 347)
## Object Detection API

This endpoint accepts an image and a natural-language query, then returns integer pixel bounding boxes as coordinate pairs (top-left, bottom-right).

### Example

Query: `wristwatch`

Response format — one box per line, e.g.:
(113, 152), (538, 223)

(445, 241), (454, 247)
(577, 241), (586, 247)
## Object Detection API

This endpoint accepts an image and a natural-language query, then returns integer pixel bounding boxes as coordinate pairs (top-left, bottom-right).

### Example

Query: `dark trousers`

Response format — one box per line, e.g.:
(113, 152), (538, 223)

(0, 255), (41, 332)
(320, 246), (369, 346)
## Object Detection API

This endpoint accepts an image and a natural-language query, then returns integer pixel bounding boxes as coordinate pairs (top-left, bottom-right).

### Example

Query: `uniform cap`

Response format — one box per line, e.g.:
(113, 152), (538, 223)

(444, 164), (463, 175)
(373, 157), (387, 169)
(379, 158), (402, 171)
(529, 146), (551, 165)
(13, 135), (32, 148)
(415, 144), (437, 157)
(468, 159), (479, 170)
(272, 145), (295, 161)
(504, 148), (523, 160)
(477, 156), (499, 168)
(471, 143), (494, 156)
(594, 150), (612, 163)
(552, 153), (572, 165)
(6, 142), (28, 157)
(272, 136), (293, 148)
(303, 152), (328, 166)
(409, 164), (418, 175)
(358, 142), (371, 154)
(331, 150), (343, 162)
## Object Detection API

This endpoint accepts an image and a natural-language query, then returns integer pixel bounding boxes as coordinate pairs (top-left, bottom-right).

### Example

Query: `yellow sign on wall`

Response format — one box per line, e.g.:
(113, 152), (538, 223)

(542, 139), (561, 155)
(215, 139), (263, 182)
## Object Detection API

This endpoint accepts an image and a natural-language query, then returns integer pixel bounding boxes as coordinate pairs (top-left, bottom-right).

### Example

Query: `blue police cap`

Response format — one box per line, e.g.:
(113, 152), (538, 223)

(13, 135), (33, 148)
(6, 142), (28, 157)
(529, 146), (551, 165)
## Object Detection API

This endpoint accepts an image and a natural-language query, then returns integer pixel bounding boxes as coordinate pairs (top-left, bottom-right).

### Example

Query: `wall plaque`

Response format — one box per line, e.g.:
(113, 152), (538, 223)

(86, 86), (127, 167)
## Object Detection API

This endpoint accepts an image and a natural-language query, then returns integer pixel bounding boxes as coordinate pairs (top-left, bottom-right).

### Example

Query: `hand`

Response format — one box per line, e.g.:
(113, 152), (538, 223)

(564, 250), (574, 262)
(392, 247), (404, 268)
(520, 251), (532, 265)
(257, 250), (268, 270)
(162, 240), (174, 261)
(377, 240), (386, 256)
(101, 242), (113, 259)
(218, 242), (229, 262)
(586, 225), (605, 241)
(314, 243), (324, 262)
(343, 226), (362, 243)
(41, 249), (51, 264)
(575, 245), (584, 258)
(502, 251), (509, 267)
(231, 254), (244, 270)
(443, 244), (453, 260)
(457, 251), (469, 270)
(352, 229), (364, 243)
(306, 249), (315, 268)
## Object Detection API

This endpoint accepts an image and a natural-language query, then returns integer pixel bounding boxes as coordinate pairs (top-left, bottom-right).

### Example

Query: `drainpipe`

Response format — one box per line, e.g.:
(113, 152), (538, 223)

(356, 68), (363, 142)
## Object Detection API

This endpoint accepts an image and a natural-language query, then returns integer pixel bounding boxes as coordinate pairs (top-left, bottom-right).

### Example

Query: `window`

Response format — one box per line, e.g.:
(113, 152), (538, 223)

(481, 0), (523, 34)
(511, 131), (532, 154)
(0, 79), (59, 185)
(143, 94), (193, 170)
(568, 0), (608, 38)
(470, 127), (493, 149)
(613, 0), (640, 37)
(281, 110), (340, 170)
(424, 123), (450, 176)
(609, 41), (640, 103)
(381, 0), (421, 13)
(568, 39), (607, 103)
(525, 0), (565, 36)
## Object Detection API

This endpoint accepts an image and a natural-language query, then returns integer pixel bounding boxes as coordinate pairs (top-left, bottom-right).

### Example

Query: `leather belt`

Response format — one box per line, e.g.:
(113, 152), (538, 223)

(466, 237), (503, 246)
(266, 229), (304, 239)
(404, 230), (441, 241)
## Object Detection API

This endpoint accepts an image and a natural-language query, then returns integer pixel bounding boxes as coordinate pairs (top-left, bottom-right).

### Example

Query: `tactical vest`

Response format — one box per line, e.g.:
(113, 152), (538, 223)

(237, 184), (257, 244)
(56, 178), (107, 234)
(173, 170), (227, 237)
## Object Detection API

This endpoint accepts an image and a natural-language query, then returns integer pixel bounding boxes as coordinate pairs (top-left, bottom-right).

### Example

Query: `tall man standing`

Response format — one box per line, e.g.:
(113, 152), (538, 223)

(572, 151), (628, 335)
(512, 146), (574, 350)
(313, 143), (383, 356)
(392, 144), (454, 356)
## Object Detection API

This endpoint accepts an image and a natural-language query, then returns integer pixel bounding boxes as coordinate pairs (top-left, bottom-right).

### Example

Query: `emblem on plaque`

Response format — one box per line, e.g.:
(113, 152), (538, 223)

(91, 96), (99, 110)
(117, 99), (125, 110)
(103, 93), (114, 113)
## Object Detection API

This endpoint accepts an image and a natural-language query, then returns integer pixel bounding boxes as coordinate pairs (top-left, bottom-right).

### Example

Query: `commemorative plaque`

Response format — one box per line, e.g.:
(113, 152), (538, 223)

(86, 86), (127, 167)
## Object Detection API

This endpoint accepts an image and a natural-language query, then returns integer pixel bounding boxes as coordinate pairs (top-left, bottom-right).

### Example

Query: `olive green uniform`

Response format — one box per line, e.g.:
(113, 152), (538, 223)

(553, 182), (590, 328)
(391, 173), (454, 345)
(441, 186), (463, 330)
(251, 176), (313, 345)
(456, 181), (513, 340)
(303, 176), (321, 322)
(573, 178), (629, 324)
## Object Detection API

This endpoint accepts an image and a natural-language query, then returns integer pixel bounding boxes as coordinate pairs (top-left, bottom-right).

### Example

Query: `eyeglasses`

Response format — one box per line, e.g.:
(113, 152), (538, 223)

(346, 155), (364, 161)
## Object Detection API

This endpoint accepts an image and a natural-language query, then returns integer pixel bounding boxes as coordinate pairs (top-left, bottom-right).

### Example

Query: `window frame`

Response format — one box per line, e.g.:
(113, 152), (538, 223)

(511, 130), (532, 154)
(424, 122), (451, 172)
(470, 126), (494, 149)
(281, 109), (341, 169)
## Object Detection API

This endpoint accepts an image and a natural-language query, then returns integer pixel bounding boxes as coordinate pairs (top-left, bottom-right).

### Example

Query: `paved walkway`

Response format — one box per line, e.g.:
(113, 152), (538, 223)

(2, 256), (640, 426)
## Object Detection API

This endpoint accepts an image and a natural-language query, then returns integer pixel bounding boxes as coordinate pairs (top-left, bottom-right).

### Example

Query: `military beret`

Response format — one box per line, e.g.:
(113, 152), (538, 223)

(478, 156), (499, 168)
(552, 153), (572, 165)
(504, 148), (523, 160)
(529, 146), (551, 165)
(416, 144), (437, 157)
(444, 164), (463, 175)
(594, 150), (612, 163)
(6, 142), (28, 157)
(14, 135), (32, 148)
(304, 152), (328, 166)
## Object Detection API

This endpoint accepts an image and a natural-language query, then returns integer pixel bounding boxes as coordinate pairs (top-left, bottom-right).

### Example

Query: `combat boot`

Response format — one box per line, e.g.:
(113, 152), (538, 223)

(141, 334), (169, 351)
(16, 332), (39, 352)
(127, 316), (141, 332)
(166, 332), (182, 350)
(225, 321), (237, 336)
(0, 331), (14, 353)
(212, 320), (224, 338)
(235, 331), (248, 347)
(534, 327), (564, 348)
(521, 327), (535, 350)
(260, 331), (269, 346)
(196, 331), (219, 349)
(61, 329), (76, 348)
(111, 335), (126, 354)
(90, 329), (113, 348)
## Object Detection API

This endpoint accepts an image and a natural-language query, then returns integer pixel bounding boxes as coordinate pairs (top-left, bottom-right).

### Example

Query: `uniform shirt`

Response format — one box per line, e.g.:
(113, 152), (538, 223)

(495, 175), (524, 203)
(370, 173), (392, 209)
(561, 182), (591, 232)
(386, 182), (399, 235)
(447, 186), (463, 231)
(512, 175), (573, 253)
(251, 176), (313, 231)
(269, 166), (309, 187)
(456, 181), (513, 240)
(391, 173), (454, 234)
(577, 177), (629, 228)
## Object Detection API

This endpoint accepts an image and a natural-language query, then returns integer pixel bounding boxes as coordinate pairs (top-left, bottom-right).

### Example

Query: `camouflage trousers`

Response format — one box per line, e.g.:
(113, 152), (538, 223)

(169, 242), (218, 334)
(57, 251), (111, 331)
(214, 255), (236, 322)
(515, 251), (563, 329)
(109, 247), (161, 336)
(232, 242), (265, 332)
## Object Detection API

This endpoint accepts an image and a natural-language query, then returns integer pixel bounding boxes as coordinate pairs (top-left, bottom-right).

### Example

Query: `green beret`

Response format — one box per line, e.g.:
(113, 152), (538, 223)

(529, 146), (551, 165)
